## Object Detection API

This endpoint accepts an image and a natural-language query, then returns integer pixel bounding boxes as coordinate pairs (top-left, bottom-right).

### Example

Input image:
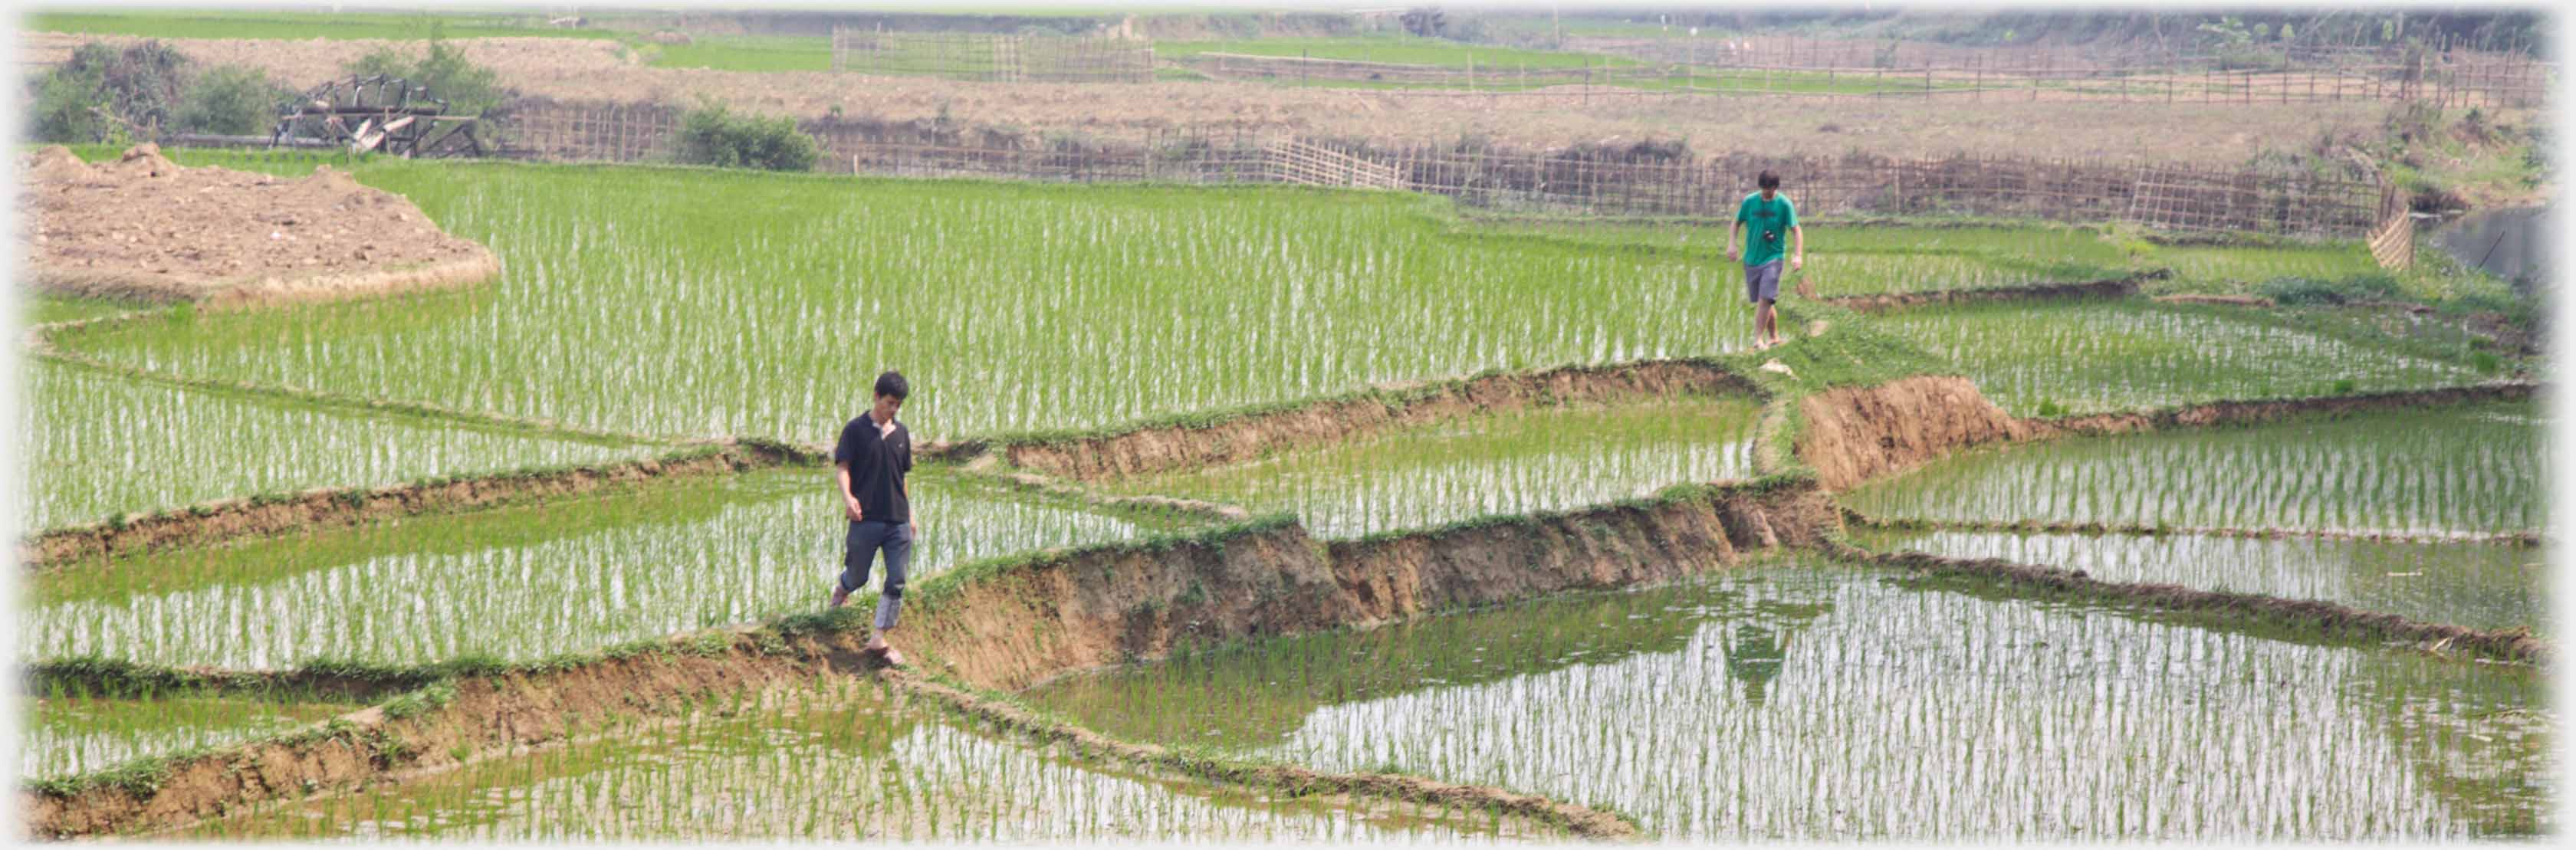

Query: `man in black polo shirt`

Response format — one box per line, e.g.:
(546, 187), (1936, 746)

(830, 370), (918, 666)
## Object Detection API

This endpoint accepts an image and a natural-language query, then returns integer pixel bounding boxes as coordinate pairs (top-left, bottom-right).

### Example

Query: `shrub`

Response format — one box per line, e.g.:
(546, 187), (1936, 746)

(175, 64), (292, 136)
(673, 103), (820, 172)
(344, 23), (505, 115)
(27, 41), (192, 143)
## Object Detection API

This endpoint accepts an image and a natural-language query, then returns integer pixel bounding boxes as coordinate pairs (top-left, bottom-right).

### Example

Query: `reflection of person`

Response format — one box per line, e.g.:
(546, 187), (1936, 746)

(829, 370), (918, 667)
(1724, 170), (1804, 351)
(1724, 623), (1789, 707)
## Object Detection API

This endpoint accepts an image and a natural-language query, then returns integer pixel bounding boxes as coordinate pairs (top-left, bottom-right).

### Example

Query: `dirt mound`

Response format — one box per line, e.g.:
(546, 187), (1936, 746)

(1796, 376), (2031, 491)
(18, 144), (501, 305)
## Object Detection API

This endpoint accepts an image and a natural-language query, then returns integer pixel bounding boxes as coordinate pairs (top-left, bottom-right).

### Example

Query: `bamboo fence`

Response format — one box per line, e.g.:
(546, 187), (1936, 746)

(493, 100), (2410, 261)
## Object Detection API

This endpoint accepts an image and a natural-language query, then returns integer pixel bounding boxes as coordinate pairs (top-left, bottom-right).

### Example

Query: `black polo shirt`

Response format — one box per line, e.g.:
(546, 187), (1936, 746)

(834, 413), (912, 524)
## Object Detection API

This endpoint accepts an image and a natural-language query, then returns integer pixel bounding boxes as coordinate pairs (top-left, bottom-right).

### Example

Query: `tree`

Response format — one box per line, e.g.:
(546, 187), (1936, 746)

(1400, 6), (1446, 38)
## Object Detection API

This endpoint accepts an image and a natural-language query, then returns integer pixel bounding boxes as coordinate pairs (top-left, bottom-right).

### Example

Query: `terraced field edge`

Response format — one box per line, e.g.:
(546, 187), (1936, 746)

(1796, 376), (2541, 491)
(19, 441), (804, 569)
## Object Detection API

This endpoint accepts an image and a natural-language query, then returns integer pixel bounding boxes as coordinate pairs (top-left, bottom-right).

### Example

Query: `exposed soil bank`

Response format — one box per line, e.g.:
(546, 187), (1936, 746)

(2027, 382), (2540, 437)
(1821, 277), (2142, 313)
(21, 443), (794, 569)
(1855, 548), (2551, 666)
(905, 481), (1832, 693)
(999, 361), (1757, 481)
(1796, 376), (2031, 491)
(1799, 378), (2540, 494)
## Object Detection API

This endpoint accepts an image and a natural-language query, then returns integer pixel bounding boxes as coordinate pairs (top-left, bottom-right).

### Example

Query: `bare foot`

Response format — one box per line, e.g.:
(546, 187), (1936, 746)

(879, 646), (906, 667)
(828, 586), (849, 609)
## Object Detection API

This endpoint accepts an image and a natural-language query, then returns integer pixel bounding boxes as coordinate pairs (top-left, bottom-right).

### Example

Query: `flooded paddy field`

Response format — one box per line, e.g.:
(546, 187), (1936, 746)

(1852, 527), (2545, 633)
(1027, 555), (2552, 839)
(22, 688), (357, 782)
(179, 678), (1531, 842)
(1842, 401), (2543, 537)
(22, 468), (1168, 668)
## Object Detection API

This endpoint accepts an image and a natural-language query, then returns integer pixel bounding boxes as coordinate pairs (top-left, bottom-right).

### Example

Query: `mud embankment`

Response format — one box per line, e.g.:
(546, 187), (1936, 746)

(1000, 361), (1756, 481)
(2026, 382), (2539, 437)
(1855, 548), (2551, 666)
(1796, 375), (2031, 491)
(22, 444), (795, 569)
(903, 481), (1832, 693)
(1799, 378), (2541, 494)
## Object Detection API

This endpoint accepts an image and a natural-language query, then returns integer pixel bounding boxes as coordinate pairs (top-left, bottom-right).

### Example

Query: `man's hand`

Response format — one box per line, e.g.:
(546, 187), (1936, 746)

(844, 497), (864, 523)
(1791, 254), (1804, 271)
(909, 520), (922, 540)
(1723, 246), (1739, 261)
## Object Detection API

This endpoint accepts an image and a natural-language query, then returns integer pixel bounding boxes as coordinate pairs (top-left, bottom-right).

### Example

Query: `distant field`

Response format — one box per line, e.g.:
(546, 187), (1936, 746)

(23, 9), (617, 42)
(1155, 35), (1635, 70)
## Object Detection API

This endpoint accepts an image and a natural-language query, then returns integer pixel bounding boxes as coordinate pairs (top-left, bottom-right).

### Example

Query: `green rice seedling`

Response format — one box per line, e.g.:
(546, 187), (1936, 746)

(18, 361), (659, 530)
(1100, 397), (1762, 538)
(51, 156), (1766, 448)
(1843, 401), (2543, 537)
(1852, 527), (2546, 633)
(21, 687), (353, 781)
(179, 680), (1516, 840)
(22, 468), (1143, 668)
(1029, 553), (2550, 839)
(1871, 299), (2482, 415)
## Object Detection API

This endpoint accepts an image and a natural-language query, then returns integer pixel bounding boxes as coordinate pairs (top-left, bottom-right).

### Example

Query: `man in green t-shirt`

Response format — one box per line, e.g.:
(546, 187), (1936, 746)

(1724, 171), (1804, 350)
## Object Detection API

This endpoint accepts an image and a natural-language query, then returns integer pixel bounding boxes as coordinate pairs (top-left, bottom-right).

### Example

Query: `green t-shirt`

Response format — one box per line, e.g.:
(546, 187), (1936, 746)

(1735, 192), (1798, 267)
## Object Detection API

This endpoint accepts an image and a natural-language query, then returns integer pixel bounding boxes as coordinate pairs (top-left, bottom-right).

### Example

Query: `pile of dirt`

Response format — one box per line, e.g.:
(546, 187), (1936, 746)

(18, 143), (501, 305)
(1796, 375), (2031, 491)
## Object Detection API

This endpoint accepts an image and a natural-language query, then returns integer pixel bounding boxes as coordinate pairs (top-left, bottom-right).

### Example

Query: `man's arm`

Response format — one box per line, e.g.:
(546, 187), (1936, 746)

(1790, 225), (1805, 270)
(1723, 219), (1742, 260)
(836, 462), (863, 522)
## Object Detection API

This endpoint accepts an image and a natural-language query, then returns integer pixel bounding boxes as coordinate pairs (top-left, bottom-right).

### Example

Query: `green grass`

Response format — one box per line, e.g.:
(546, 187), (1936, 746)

(641, 34), (834, 72)
(1869, 298), (2483, 415)
(1028, 554), (2551, 839)
(1856, 527), (2545, 633)
(23, 468), (1152, 668)
(1096, 396), (1764, 538)
(50, 149), (1763, 448)
(19, 359), (662, 530)
(1843, 400), (2545, 537)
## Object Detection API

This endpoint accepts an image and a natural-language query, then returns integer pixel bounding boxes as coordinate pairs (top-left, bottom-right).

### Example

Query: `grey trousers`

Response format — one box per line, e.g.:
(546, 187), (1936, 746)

(840, 520), (913, 631)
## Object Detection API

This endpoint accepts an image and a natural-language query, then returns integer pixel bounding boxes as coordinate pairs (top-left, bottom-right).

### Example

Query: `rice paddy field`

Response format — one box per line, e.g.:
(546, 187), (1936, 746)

(19, 360), (659, 529)
(22, 688), (356, 781)
(1852, 527), (2546, 633)
(1028, 555), (2553, 839)
(1842, 402), (2545, 536)
(25, 468), (1167, 668)
(14, 139), (2550, 840)
(1871, 299), (2489, 415)
(1096, 396), (1763, 538)
(180, 678), (1530, 842)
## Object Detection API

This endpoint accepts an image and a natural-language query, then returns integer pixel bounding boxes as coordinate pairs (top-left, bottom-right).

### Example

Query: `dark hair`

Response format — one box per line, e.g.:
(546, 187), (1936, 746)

(874, 370), (909, 401)
(1757, 171), (1781, 190)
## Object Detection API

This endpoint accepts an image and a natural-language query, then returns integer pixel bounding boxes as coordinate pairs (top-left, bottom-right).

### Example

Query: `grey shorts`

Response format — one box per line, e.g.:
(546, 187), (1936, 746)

(1743, 260), (1783, 304)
